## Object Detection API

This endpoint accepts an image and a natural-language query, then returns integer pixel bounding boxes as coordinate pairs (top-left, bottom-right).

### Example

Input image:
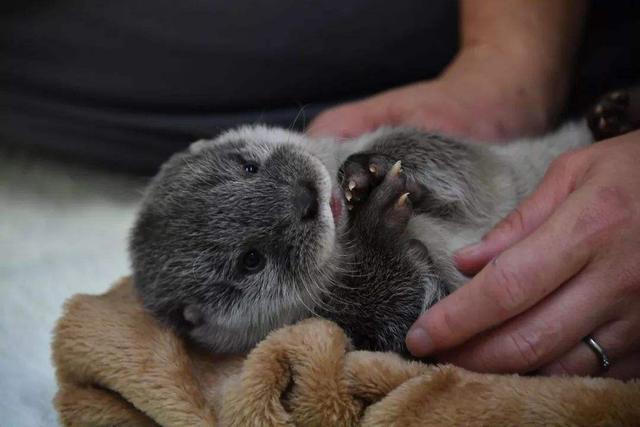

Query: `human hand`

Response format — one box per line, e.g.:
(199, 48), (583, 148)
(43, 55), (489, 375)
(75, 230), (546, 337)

(307, 45), (561, 142)
(405, 130), (640, 379)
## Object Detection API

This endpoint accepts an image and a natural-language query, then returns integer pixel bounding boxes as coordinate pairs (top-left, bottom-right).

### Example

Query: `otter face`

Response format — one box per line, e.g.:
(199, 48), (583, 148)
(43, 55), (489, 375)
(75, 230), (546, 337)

(130, 126), (345, 353)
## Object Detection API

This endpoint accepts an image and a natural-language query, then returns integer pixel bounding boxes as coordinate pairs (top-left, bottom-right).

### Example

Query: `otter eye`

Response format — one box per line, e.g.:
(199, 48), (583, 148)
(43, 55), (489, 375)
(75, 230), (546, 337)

(243, 163), (259, 174)
(240, 249), (264, 273)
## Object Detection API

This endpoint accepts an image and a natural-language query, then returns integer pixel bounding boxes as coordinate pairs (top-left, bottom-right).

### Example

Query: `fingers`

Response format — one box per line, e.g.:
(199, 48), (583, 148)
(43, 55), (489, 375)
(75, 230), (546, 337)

(603, 352), (640, 379)
(454, 152), (580, 275)
(538, 317), (640, 379)
(306, 100), (388, 138)
(433, 264), (619, 373)
(406, 183), (605, 358)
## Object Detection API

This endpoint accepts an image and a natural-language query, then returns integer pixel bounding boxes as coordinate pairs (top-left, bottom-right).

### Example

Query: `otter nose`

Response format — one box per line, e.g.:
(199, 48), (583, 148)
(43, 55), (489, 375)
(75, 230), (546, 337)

(294, 181), (319, 221)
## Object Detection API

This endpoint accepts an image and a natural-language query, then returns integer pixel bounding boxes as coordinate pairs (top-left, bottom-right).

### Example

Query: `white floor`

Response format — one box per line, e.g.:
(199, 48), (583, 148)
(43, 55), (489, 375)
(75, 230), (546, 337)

(0, 150), (146, 426)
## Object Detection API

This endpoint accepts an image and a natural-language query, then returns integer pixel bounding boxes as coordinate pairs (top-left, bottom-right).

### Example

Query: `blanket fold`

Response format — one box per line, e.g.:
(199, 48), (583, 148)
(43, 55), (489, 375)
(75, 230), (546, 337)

(53, 278), (640, 426)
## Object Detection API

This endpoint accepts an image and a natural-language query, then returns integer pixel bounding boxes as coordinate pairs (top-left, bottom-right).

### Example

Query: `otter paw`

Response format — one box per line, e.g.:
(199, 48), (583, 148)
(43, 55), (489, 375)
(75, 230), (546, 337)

(338, 152), (397, 208)
(353, 160), (413, 237)
(587, 90), (635, 141)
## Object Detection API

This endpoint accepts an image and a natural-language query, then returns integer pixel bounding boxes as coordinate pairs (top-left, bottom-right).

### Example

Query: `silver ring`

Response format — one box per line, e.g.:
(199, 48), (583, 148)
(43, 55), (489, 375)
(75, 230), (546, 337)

(583, 335), (611, 372)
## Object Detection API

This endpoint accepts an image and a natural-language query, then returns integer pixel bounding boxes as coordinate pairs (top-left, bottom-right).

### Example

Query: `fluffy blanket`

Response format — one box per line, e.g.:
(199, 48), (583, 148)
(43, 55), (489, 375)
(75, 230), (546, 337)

(52, 278), (640, 426)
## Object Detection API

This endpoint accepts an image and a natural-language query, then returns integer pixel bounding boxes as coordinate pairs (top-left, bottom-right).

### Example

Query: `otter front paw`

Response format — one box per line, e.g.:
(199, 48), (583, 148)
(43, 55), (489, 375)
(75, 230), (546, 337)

(587, 90), (637, 141)
(351, 161), (413, 240)
(338, 152), (399, 207)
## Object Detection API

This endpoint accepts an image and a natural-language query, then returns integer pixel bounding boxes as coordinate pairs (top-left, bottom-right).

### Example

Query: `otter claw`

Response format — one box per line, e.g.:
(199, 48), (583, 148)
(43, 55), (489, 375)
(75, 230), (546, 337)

(594, 104), (604, 115)
(389, 160), (402, 176)
(369, 164), (378, 175)
(599, 117), (607, 130)
(610, 91), (628, 102)
(396, 192), (410, 207)
(345, 190), (353, 202)
(348, 180), (356, 191)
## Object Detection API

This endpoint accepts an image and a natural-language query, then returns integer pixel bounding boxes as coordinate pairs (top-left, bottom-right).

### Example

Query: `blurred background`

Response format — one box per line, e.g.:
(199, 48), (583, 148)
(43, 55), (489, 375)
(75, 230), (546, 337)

(0, 1), (638, 425)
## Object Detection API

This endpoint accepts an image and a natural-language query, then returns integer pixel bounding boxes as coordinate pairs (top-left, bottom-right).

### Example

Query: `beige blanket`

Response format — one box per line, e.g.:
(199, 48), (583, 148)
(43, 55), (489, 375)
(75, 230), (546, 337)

(52, 278), (640, 426)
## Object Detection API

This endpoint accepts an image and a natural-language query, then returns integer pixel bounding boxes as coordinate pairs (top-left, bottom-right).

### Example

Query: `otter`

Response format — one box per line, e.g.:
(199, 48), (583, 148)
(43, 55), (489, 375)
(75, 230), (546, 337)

(129, 120), (601, 355)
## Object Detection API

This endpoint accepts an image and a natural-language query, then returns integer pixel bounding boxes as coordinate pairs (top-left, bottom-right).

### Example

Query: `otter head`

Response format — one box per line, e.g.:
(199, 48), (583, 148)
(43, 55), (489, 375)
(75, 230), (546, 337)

(130, 125), (346, 353)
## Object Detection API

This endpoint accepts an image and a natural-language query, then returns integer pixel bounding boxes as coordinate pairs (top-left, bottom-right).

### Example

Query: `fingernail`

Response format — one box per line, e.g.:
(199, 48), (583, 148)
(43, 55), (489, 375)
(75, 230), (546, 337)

(406, 326), (433, 356)
(454, 241), (483, 259)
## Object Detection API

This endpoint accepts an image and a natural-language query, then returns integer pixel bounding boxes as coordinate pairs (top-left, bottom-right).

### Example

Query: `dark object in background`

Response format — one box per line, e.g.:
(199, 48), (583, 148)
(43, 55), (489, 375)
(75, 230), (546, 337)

(0, 1), (638, 174)
(567, 1), (640, 118)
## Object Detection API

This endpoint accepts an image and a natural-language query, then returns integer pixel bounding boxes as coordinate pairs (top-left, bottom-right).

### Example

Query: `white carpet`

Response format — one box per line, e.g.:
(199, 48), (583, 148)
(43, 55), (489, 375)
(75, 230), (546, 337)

(0, 150), (146, 426)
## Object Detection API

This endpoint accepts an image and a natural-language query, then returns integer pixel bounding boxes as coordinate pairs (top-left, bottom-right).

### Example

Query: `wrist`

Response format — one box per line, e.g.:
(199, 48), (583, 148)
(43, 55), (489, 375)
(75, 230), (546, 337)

(442, 43), (569, 134)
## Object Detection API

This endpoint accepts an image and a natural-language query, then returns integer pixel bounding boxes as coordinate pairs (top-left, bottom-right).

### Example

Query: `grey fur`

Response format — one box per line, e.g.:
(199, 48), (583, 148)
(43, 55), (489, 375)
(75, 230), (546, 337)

(130, 122), (593, 354)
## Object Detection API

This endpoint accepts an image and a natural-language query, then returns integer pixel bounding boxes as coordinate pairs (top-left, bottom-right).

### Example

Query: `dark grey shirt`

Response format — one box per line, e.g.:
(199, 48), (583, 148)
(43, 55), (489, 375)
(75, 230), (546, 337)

(1, 1), (638, 172)
(0, 1), (457, 172)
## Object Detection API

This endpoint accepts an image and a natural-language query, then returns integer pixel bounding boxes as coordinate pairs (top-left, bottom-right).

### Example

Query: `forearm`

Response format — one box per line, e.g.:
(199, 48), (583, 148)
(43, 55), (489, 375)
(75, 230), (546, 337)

(452, 0), (588, 119)
(461, 0), (587, 60)
(307, 0), (590, 141)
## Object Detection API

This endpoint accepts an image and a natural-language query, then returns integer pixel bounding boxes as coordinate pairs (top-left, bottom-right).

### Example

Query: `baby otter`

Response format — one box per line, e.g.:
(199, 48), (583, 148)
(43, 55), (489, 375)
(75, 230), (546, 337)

(130, 123), (594, 354)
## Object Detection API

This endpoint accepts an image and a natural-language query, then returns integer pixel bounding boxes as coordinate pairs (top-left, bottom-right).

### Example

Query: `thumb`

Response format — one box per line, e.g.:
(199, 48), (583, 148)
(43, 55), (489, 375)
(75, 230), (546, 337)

(306, 100), (389, 138)
(454, 152), (580, 274)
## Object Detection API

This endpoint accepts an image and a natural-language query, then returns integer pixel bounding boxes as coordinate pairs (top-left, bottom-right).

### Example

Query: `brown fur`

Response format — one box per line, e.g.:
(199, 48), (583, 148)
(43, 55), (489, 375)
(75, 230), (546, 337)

(52, 278), (640, 426)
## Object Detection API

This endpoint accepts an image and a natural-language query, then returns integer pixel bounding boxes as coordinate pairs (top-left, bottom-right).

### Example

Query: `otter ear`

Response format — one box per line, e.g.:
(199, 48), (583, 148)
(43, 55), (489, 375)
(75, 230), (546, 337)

(189, 139), (215, 154)
(183, 304), (204, 326)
